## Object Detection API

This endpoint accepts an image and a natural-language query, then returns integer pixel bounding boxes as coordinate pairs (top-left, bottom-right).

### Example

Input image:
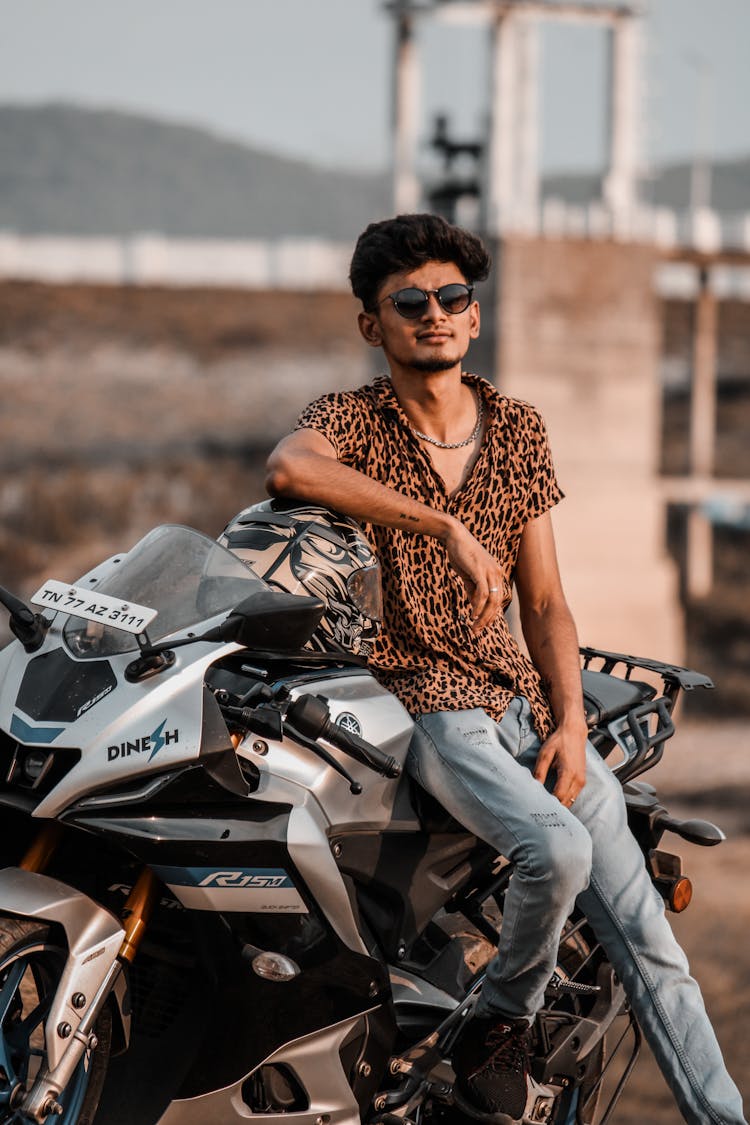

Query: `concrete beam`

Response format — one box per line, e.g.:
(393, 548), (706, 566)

(434, 1), (637, 27)
(661, 478), (750, 504)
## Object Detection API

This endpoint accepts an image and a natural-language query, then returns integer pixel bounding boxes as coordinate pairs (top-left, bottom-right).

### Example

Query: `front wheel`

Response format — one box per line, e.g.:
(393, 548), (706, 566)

(0, 917), (111, 1124)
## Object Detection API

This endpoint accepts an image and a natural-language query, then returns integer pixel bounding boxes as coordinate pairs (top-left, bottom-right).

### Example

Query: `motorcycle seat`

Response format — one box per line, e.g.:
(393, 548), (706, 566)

(581, 670), (656, 726)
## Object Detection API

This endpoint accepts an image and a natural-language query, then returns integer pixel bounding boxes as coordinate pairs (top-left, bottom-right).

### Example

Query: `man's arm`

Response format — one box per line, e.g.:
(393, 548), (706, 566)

(514, 510), (588, 805)
(266, 428), (502, 631)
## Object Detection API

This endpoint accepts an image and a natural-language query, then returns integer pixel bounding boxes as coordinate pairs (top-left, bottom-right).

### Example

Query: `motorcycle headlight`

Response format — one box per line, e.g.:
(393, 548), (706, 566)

(22, 750), (50, 784)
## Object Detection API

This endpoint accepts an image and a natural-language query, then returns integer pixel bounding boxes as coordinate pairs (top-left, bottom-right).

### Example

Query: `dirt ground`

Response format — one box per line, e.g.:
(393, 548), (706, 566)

(610, 718), (750, 1123)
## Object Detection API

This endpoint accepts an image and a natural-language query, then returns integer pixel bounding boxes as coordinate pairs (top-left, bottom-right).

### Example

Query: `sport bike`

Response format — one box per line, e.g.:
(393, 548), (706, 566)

(0, 505), (723, 1125)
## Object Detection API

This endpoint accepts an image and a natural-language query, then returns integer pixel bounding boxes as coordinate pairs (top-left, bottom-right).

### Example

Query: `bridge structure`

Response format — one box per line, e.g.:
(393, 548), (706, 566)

(385, 0), (750, 661)
(0, 2), (746, 664)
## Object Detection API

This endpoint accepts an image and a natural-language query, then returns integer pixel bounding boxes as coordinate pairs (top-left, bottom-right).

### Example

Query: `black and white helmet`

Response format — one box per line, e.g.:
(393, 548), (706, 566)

(218, 500), (382, 657)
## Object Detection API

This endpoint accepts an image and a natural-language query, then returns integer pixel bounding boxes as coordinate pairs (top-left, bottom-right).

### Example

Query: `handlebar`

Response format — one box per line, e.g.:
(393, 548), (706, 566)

(285, 693), (402, 779)
(219, 692), (402, 788)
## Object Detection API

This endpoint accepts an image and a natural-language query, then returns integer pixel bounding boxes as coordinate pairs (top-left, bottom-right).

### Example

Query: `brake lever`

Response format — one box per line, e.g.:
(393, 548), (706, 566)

(283, 721), (362, 795)
(286, 693), (401, 779)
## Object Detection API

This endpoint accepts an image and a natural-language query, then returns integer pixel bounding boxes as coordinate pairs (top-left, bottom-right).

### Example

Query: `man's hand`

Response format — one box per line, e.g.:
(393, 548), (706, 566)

(442, 520), (504, 632)
(533, 720), (588, 807)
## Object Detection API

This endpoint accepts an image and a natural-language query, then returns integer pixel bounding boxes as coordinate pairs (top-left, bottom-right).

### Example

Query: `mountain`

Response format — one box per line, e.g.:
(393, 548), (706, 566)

(1, 103), (749, 240)
(0, 103), (391, 239)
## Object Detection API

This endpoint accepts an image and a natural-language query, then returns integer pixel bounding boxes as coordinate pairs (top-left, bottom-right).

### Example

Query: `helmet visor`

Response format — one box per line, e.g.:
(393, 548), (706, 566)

(346, 563), (383, 623)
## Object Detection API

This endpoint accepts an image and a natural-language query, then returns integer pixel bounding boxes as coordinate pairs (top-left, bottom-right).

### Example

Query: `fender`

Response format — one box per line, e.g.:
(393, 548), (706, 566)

(0, 866), (129, 1070)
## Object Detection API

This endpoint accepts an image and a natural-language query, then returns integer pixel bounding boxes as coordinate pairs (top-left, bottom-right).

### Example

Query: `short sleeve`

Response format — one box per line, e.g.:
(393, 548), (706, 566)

(295, 390), (370, 468)
(520, 406), (564, 522)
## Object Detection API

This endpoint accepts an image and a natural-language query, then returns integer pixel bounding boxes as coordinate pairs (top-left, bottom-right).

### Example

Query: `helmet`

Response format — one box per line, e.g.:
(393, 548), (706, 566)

(218, 499), (382, 656)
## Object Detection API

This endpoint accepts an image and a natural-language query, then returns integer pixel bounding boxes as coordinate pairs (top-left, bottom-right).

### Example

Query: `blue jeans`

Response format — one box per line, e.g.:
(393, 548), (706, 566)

(409, 698), (746, 1125)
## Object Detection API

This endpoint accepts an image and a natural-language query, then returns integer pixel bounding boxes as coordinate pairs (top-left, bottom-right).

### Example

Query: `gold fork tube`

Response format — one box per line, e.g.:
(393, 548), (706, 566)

(19, 821), (63, 872)
(20, 825), (158, 963)
(118, 867), (159, 963)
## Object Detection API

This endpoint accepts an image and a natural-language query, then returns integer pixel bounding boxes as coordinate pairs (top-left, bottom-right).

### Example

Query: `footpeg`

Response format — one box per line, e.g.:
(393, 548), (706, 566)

(374, 1115), (418, 1124)
(529, 1093), (555, 1121)
(547, 970), (600, 997)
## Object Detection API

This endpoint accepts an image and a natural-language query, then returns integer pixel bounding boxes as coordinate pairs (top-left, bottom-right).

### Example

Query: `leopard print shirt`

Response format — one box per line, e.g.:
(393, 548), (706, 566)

(295, 373), (564, 739)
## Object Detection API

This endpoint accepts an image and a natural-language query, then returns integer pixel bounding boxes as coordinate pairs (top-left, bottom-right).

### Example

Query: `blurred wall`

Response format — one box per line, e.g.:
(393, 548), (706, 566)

(496, 236), (683, 660)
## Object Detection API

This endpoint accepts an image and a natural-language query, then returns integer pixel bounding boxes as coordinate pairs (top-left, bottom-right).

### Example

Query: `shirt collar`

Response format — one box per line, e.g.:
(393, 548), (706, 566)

(372, 372), (505, 429)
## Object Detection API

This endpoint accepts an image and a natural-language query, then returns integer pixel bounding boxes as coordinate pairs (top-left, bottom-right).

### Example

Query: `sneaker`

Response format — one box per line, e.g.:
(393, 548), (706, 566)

(451, 1013), (534, 1124)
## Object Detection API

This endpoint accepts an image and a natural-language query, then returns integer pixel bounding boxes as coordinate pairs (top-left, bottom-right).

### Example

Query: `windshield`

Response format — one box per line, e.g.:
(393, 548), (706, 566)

(63, 525), (269, 658)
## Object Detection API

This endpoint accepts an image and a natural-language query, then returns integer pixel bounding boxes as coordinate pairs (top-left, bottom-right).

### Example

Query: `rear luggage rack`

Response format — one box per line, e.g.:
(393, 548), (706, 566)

(579, 647), (713, 783)
(580, 647), (714, 697)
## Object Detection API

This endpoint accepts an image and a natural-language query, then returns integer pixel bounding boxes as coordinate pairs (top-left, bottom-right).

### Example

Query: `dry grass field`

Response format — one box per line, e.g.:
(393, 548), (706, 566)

(0, 282), (373, 607)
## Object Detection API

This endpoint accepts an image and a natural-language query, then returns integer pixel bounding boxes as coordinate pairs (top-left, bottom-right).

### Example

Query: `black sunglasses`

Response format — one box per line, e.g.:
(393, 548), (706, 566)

(376, 283), (474, 319)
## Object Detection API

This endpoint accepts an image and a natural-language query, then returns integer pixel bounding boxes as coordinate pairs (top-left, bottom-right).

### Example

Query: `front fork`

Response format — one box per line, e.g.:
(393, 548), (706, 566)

(15, 823), (159, 1122)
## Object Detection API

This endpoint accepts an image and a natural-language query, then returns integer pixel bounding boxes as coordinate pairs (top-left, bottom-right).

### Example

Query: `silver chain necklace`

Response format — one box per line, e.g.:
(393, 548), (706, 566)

(408, 392), (484, 450)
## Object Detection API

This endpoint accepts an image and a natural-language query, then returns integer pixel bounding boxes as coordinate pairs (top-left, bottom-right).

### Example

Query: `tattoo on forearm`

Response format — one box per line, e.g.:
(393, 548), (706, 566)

(399, 512), (421, 523)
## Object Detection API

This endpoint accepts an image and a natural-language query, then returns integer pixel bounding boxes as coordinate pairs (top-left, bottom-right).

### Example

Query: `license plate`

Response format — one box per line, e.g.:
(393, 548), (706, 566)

(31, 580), (158, 635)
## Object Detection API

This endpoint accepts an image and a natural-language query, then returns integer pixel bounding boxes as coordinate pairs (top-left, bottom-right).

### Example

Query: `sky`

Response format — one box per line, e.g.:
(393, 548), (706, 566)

(0, 0), (748, 176)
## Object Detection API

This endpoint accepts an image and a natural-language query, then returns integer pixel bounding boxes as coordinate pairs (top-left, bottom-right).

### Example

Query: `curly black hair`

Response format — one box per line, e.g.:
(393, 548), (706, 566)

(349, 213), (491, 310)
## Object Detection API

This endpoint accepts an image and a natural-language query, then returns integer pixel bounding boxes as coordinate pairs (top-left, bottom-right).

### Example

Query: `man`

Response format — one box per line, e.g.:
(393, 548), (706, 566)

(265, 213), (744, 1124)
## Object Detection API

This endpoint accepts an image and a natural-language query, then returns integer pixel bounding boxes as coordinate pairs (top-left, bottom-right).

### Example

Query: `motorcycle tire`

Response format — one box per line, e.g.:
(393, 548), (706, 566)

(0, 917), (112, 1125)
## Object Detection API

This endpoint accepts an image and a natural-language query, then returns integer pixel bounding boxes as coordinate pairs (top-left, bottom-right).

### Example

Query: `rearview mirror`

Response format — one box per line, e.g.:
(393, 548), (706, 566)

(217, 589), (325, 652)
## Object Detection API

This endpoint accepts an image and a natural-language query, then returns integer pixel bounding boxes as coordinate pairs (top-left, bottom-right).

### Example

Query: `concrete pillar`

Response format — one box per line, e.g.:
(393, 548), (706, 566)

(515, 14), (541, 232)
(686, 508), (713, 600)
(690, 268), (718, 478)
(496, 237), (683, 661)
(392, 8), (422, 215)
(686, 266), (718, 599)
(484, 11), (517, 236)
(603, 13), (640, 231)
(688, 55), (713, 213)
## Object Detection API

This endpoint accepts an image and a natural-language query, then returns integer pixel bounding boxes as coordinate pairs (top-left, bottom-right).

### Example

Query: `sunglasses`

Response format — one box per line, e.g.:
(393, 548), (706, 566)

(376, 283), (474, 319)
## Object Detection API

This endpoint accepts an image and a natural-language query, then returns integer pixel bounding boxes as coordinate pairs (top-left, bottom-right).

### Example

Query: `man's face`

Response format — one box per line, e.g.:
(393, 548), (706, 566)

(358, 260), (480, 375)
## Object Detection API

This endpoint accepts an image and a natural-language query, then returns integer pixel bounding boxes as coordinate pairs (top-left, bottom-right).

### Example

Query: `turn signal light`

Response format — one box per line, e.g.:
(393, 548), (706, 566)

(655, 874), (693, 913)
(669, 876), (693, 913)
(251, 952), (300, 982)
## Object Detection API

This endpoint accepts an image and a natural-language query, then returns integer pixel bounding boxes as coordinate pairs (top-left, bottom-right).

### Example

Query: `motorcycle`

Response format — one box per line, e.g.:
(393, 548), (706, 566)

(0, 515), (724, 1125)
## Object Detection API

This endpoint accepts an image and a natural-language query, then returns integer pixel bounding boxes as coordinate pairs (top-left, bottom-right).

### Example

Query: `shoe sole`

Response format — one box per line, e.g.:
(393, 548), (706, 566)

(452, 1086), (522, 1125)
(452, 1074), (558, 1125)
